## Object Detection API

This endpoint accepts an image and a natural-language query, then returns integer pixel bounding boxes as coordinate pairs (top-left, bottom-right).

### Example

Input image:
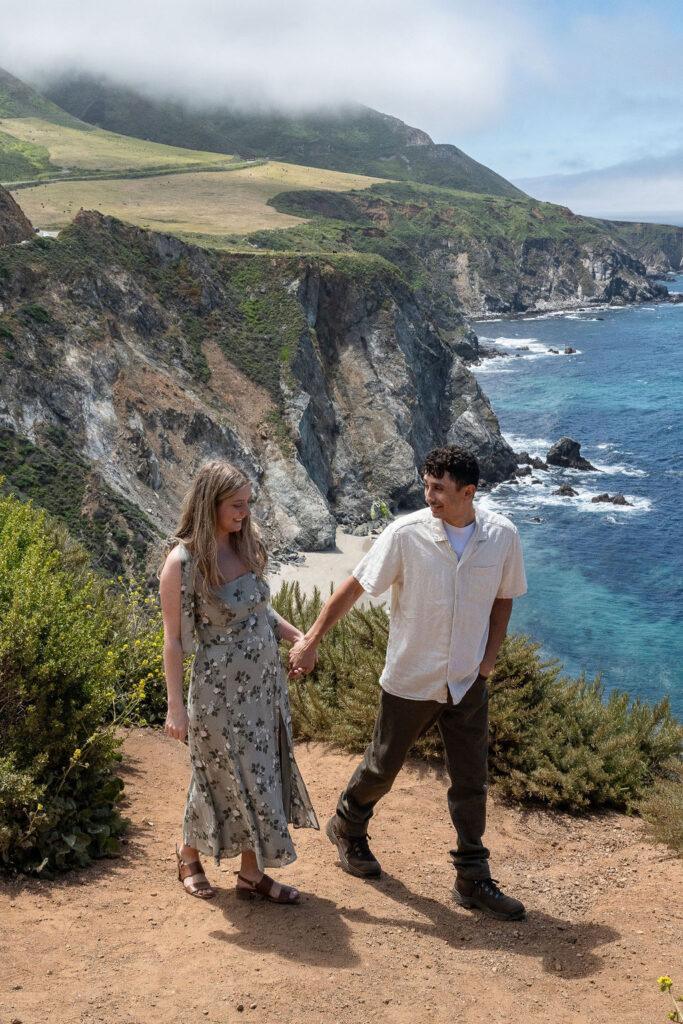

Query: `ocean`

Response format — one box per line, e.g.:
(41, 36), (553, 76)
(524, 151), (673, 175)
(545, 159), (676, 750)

(472, 275), (683, 716)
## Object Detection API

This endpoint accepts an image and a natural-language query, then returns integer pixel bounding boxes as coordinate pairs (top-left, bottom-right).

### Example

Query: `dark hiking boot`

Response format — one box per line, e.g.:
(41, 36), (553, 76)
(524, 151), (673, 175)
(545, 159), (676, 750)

(326, 815), (381, 878)
(452, 876), (526, 921)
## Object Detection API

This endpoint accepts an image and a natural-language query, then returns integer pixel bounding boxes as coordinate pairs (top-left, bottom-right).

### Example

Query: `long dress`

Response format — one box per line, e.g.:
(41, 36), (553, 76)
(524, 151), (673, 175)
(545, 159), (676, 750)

(177, 543), (319, 870)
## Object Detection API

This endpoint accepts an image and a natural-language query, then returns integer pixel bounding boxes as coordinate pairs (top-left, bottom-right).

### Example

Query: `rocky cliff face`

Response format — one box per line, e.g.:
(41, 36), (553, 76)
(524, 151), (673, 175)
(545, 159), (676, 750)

(444, 232), (667, 314)
(0, 184), (34, 245)
(593, 219), (683, 276)
(264, 186), (669, 318)
(0, 210), (515, 572)
(284, 262), (514, 525)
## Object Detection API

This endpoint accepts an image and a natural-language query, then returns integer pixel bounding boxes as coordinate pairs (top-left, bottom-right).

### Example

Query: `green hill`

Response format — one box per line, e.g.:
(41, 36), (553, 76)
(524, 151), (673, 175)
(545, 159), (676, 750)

(0, 66), (81, 124)
(43, 73), (525, 199)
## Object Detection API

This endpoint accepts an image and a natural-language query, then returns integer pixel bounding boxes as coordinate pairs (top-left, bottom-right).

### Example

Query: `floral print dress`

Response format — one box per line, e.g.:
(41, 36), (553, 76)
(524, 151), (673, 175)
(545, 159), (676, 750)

(177, 543), (318, 870)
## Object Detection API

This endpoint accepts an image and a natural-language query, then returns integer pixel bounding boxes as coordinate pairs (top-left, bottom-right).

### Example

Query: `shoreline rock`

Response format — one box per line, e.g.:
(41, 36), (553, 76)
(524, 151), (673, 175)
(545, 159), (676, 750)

(591, 493), (633, 506)
(547, 437), (596, 471)
(553, 484), (579, 497)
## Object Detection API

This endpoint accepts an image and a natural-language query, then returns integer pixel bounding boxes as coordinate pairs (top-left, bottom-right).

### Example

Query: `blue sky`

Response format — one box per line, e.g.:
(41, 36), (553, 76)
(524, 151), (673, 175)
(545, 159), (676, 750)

(453, 1), (683, 218)
(0, 0), (680, 219)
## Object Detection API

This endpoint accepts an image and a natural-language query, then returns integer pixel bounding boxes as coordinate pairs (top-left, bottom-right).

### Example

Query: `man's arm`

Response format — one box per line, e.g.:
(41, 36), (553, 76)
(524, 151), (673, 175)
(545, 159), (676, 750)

(288, 575), (366, 675)
(479, 597), (513, 678)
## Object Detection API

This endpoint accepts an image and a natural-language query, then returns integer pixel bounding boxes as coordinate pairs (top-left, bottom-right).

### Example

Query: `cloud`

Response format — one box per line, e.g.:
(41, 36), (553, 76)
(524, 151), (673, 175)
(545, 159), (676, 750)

(516, 150), (683, 221)
(0, 0), (549, 135)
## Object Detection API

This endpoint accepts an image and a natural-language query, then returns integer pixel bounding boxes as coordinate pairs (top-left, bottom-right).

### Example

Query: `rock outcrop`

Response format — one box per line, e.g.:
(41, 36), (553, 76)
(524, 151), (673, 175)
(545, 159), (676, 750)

(0, 185), (34, 246)
(591, 493), (632, 506)
(547, 438), (596, 472)
(0, 207), (516, 571)
(553, 485), (579, 497)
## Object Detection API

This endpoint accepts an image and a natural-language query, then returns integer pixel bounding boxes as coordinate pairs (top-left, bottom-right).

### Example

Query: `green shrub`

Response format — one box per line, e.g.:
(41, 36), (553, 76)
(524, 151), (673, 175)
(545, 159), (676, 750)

(637, 758), (683, 855)
(0, 493), (128, 875)
(108, 578), (170, 726)
(272, 582), (682, 814)
(19, 303), (50, 324)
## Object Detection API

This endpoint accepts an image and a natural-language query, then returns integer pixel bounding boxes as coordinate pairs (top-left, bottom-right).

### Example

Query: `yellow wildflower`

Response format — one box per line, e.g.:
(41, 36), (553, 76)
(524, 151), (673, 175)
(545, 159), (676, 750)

(660, 978), (674, 992)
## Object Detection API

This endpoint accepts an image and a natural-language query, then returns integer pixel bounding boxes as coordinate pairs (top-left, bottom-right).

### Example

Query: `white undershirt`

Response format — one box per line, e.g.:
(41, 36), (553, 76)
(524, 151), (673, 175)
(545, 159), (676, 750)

(443, 520), (476, 560)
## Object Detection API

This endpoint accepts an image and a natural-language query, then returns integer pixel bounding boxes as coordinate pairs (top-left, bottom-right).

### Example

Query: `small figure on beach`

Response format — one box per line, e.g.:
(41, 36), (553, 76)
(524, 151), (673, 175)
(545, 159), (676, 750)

(289, 445), (527, 920)
(160, 460), (318, 903)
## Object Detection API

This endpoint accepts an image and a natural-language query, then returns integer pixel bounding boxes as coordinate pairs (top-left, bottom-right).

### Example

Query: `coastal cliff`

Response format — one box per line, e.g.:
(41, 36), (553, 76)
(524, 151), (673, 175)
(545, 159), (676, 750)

(255, 183), (669, 318)
(592, 218), (683, 276)
(0, 207), (514, 571)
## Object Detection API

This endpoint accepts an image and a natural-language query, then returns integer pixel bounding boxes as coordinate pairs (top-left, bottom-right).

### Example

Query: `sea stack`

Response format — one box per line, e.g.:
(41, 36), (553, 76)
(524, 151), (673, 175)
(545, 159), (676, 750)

(546, 437), (596, 471)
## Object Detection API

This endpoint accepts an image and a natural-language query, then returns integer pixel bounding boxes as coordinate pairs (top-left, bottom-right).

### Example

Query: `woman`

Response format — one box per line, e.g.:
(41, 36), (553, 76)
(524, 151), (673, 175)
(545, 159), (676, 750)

(160, 461), (318, 903)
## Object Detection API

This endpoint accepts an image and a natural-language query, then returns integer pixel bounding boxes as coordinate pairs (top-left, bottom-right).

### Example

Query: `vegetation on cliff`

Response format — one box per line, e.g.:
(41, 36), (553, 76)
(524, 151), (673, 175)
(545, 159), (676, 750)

(0, 426), (158, 575)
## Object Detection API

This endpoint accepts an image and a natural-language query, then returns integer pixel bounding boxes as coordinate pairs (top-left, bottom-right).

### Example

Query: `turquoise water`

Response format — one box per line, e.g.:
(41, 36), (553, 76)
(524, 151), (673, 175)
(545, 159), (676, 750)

(472, 278), (683, 714)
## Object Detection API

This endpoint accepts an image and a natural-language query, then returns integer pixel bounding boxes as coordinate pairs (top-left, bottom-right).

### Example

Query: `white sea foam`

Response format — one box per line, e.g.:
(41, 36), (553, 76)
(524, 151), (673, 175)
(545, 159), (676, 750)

(472, 360), (517, 375)
(503, 432), (554, 455)
(478, 335), (581, 359)
(481, 479), (651, 517)
(588, 461), (647, 477)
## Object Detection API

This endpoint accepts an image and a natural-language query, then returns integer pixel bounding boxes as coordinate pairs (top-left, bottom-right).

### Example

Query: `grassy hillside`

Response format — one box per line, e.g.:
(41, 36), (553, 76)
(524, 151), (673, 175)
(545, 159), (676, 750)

(0, 66), (80, 124)
(44, 73), (525, 199)
(10, 154), (385, 237)
(2, 117), (243, 176)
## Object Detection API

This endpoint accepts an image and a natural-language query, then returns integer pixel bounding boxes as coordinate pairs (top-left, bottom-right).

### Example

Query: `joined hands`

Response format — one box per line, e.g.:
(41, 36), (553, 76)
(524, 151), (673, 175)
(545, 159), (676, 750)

(288, 636), (318, 678)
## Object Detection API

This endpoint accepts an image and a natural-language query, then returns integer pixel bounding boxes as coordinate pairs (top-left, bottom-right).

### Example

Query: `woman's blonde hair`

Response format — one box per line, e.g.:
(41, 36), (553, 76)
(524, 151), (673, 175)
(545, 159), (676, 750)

(162, 461), (267, 602)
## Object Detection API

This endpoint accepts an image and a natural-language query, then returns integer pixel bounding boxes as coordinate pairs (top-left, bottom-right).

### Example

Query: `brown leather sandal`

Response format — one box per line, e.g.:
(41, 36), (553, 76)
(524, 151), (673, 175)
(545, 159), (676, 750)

(235, 872), (300, 904)
(176, 844), (215, 899)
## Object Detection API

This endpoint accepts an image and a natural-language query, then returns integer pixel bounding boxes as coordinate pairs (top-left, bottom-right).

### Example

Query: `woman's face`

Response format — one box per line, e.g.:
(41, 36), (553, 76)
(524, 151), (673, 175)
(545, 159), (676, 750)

(216, 484), (253, 534)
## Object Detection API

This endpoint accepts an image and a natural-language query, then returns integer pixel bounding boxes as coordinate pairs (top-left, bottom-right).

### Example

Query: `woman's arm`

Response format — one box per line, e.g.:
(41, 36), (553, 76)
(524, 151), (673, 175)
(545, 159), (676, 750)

(159, 549), (189, 741)
(270, 609), (304, 645)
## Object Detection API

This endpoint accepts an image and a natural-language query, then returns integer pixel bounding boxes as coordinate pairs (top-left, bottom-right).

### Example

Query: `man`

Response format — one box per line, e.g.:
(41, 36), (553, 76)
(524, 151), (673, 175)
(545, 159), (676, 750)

(289, 445), (527, 921)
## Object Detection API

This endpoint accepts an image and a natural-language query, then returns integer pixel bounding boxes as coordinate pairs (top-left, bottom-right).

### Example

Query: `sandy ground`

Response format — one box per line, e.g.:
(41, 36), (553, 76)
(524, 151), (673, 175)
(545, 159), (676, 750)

(2, 727), (681, 1024)
(269, 530), (375, 599)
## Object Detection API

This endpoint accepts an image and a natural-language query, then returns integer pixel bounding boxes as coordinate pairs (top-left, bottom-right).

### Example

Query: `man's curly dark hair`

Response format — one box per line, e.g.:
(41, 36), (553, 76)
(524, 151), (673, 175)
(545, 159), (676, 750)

(421, 445), (480, 488)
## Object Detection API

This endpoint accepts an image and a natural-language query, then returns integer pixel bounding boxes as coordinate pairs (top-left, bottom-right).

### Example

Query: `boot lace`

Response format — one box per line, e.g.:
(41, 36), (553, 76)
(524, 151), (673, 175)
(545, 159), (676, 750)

(476, 878), (503, 900)
(350, 834), (374, 860)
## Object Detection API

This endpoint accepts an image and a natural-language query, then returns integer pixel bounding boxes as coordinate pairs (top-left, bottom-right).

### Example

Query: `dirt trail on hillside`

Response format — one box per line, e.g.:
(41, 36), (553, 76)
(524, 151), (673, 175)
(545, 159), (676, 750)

(2, 728), (681, 1024)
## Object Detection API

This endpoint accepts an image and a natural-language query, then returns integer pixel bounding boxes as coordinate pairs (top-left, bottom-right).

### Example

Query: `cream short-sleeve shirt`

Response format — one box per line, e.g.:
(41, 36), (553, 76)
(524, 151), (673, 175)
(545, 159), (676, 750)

(352, 505), (527, 704)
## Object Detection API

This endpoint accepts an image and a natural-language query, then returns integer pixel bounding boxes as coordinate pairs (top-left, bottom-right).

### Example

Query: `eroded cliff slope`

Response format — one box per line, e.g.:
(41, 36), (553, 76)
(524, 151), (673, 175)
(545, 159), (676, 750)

(0, 209), (514, 573)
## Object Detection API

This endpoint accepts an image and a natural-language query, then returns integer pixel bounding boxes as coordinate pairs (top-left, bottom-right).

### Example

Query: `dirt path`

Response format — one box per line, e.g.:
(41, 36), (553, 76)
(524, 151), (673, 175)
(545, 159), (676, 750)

(2, 728), (681, 1024)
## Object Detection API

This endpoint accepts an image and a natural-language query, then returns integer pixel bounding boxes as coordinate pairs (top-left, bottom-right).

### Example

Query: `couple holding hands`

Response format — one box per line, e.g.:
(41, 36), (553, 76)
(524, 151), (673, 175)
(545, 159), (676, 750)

(161, 445), (527, 920)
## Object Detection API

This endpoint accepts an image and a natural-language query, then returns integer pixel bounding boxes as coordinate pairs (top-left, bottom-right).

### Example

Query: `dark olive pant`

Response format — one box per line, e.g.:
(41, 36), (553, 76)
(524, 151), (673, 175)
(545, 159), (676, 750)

(336, 675), (491, 880)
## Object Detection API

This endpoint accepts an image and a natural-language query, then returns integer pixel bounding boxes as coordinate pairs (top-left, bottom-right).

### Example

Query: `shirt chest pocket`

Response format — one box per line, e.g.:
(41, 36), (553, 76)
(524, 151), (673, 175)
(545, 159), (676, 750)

(465, 565), (500, 605)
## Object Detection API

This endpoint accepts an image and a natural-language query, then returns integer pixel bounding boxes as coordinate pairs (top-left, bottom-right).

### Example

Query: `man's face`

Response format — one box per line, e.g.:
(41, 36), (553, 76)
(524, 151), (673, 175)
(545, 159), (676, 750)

(423, 472), (476, 525)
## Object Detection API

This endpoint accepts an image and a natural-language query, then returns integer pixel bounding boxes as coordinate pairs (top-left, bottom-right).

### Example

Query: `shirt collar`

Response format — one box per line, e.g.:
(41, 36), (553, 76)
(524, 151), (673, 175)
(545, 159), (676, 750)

(425, 505), (489, 546)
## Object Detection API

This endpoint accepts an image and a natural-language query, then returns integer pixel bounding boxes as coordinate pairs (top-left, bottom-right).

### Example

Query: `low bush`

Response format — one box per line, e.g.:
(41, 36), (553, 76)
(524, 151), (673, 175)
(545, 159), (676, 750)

(637, 757), (683, 855)
(108, 578), (168, 727)
(272, 582), (682, 815)
(0, 493), (129, 875)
